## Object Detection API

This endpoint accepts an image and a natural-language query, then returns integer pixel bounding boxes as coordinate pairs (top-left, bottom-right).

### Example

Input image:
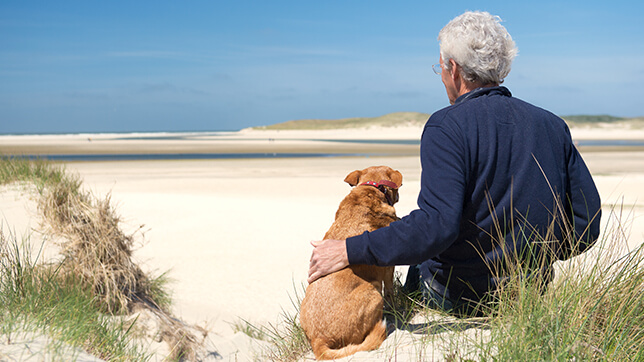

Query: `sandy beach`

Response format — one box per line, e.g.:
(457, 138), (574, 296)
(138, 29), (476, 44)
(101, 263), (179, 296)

(2, 124), (644, 360)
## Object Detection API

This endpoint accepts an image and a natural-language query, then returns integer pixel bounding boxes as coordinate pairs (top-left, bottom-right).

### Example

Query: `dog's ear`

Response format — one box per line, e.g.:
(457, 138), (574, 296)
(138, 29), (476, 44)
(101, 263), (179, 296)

(389, 169), (403, 188)
(344, 170), (362, 186)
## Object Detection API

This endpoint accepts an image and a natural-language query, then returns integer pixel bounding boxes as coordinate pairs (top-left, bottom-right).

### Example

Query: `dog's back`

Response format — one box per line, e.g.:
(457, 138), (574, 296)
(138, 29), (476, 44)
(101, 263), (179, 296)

(300, 166), (402, 360)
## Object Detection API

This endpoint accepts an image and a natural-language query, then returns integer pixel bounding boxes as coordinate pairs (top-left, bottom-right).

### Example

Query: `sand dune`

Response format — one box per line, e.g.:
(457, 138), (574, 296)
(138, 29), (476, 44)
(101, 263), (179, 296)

(2, 126), (644, 360)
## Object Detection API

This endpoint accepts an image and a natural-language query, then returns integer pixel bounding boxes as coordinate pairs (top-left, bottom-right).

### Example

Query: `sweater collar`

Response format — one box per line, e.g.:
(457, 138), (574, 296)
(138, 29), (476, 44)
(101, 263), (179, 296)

(454, 86), (512, 105)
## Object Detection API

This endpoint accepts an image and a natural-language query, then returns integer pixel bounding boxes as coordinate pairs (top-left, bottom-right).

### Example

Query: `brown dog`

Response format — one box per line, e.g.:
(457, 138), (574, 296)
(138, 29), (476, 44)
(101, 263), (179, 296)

(300, 166), (403, 360)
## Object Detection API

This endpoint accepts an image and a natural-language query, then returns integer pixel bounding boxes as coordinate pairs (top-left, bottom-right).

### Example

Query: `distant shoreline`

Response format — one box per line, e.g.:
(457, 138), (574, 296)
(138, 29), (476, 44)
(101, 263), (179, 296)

(11, 152), (380, 162)
(2, 112), (642, 137)
(2, 125), (644, 159)
(2, 138), (644, 162)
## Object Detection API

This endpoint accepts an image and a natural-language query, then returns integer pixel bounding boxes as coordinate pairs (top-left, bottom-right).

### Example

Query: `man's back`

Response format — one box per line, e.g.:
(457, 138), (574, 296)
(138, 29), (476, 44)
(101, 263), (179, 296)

(417, 86), (601, 301)
(345, 86), (601, 303)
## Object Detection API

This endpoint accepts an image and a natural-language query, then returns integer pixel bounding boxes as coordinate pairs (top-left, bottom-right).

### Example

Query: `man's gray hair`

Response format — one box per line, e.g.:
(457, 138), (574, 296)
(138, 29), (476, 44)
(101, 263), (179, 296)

(438, 11), (518, 85)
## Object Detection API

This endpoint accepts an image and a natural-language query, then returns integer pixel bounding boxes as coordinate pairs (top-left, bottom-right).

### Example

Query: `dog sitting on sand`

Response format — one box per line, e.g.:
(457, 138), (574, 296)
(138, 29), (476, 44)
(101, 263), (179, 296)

(300, 165), (402, 360)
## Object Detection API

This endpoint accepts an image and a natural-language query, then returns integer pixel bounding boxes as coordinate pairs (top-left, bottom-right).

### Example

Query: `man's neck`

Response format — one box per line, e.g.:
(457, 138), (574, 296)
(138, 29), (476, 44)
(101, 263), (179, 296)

(458, 81), (499, 98)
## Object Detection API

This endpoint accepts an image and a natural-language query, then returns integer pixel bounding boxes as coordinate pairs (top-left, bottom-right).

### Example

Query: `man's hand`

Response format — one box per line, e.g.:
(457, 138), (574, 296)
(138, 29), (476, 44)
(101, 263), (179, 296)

(307, 239), (349, 284)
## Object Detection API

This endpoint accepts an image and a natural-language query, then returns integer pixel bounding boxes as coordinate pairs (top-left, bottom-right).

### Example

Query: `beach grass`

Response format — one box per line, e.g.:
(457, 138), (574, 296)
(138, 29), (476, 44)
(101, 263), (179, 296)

(432, 205), (643, 361)
(0, 155), (72, 193)
(0, 228), (152, 361)
(562, 115), (644, 130)
(250, 111), (644, 131)
(1, 155), (166, 314)
(3, 152), (644, 360)
(232, 283), (311, 361)
(562, 115), (628, 124)
(253, 111), (430, 130)
(487, 253), (644, 360)
(459, 203), (642, 361)
(250, 199), (643, 361)
(0, 155), (203, 360)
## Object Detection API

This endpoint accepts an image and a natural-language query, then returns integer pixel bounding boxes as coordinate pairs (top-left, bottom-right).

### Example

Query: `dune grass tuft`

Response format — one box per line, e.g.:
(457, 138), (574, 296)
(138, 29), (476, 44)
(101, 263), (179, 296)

(1, 155), (207, 360)
(253, 112), (430, 131)
(39, 181), (156, 314)
(251, 198), (643, 361)
(232, 284), (311, 361)
(0, 227), (152, 360)
(472, 197), (643, 361)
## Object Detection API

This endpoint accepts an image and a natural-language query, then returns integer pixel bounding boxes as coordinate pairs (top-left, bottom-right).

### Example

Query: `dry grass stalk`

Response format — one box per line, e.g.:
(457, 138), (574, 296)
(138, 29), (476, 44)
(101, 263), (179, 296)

(39, 181), (147, 314)
(37, 177), (208, 360)
(159, 312), (209, 361)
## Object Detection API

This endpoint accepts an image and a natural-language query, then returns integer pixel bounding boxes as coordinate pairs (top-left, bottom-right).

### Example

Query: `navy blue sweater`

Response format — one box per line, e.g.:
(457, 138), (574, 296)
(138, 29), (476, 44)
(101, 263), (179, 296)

(346, 86), (601, 302)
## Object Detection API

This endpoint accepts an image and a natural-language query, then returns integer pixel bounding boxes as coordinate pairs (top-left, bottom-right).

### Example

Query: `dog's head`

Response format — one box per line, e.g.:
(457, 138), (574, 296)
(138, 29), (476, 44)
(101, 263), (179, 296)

(344, 166), (403, 206)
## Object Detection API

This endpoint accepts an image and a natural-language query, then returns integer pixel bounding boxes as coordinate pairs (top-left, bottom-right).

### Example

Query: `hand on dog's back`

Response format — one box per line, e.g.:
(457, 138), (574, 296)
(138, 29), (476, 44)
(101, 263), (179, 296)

(307, 239), (348, 284)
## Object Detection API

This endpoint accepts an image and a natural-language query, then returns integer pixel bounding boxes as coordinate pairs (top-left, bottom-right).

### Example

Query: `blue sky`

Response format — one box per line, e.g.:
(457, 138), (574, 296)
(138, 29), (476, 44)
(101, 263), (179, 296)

(1, 1), (643, 134)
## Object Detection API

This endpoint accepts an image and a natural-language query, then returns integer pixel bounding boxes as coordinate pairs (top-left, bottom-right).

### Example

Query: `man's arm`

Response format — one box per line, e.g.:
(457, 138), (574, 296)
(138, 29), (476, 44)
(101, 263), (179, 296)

(307, 115), (467, 282)
(562, 144), (602, 258)
(344, 121), (466, 267)
(307, 239), (348, 284)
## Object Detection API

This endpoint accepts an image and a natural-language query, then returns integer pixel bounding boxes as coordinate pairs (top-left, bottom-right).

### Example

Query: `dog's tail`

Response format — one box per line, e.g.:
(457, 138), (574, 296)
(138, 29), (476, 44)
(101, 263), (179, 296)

(311, 321), (387, 360)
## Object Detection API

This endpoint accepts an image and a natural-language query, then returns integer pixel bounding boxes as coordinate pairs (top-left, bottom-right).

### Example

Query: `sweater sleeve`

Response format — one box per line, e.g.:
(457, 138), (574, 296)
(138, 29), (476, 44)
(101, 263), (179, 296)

(346, 119), (467, 266)
(561, 134), (602, 258)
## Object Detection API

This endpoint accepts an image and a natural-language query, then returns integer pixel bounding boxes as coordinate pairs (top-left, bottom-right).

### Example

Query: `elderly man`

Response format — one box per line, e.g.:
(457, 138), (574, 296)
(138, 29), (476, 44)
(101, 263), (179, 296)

(307, 11), (601, 315)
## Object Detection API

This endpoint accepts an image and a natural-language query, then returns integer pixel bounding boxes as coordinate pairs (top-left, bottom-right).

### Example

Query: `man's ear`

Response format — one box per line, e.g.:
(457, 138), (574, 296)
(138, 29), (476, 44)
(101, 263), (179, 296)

(449, 58), (467, 96)
(448, 58), (460, 81)
(344, 170), (362, 186)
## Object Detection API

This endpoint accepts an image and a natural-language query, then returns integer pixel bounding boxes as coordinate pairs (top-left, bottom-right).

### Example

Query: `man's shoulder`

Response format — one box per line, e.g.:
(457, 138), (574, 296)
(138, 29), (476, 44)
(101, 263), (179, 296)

(425, 106), (453, 126)
(509, 96), (570, 130)
(510, 95), (558, 117)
